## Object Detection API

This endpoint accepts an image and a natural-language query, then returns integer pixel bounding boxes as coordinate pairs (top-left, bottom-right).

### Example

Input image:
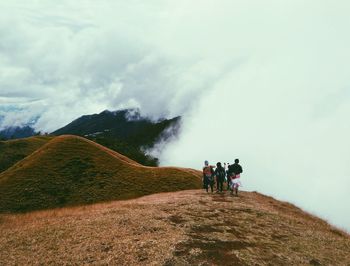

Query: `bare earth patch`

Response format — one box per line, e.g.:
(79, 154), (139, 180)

(0, 190), (349, 265)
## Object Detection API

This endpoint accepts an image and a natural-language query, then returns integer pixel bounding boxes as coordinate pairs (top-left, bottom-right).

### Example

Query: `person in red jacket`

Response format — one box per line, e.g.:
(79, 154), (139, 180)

(202, 160), (215, 193)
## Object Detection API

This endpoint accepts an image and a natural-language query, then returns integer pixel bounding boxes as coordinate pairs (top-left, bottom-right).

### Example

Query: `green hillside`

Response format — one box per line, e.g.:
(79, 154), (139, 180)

(0, 135), (201, 213)
(0, 136), (53, 173)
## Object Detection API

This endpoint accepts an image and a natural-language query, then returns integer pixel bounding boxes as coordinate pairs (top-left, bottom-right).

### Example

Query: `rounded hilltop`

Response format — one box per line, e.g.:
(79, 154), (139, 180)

(0, 135), (53, 173)
(0, 135), (202, 213)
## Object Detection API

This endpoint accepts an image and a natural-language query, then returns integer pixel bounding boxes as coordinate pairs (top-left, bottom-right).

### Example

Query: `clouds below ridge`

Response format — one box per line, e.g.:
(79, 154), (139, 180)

(158, 1), (350, 231)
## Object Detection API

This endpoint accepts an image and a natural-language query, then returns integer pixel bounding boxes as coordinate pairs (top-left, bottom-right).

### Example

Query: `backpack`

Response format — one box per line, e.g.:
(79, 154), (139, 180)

(203, 166), (212, 177)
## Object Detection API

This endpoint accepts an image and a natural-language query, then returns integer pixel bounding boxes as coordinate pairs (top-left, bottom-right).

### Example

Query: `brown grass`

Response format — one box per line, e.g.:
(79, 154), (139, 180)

(0, 135), (202, 213)
(0, 190), (349, 265)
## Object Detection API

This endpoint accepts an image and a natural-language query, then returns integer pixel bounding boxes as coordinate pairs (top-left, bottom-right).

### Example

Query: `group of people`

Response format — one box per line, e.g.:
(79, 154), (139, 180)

(202, 159), (243, 195)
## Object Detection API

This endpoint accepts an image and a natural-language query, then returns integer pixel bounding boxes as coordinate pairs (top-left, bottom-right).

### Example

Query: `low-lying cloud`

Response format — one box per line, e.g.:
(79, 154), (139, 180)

(1, 1), (349, 231)
(0, 1), (230, 132)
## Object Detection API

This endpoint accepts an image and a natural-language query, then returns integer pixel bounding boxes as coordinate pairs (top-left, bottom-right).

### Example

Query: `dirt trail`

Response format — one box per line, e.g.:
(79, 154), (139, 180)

(1, 190), (349, 265)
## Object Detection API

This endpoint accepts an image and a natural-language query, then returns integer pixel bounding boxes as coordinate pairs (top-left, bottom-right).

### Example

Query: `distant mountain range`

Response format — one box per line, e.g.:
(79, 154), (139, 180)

(0, 109), (181, 166)
(52, 109), (181, 166)
(0, 112), (39, 140)
(0, 126), (37, 140)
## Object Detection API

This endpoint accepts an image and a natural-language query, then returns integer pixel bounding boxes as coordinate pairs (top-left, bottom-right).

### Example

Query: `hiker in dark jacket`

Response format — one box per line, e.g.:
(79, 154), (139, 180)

(214, 162), (226, 192)
(229, 159), (243, 195)
(229, 159), (243, 176)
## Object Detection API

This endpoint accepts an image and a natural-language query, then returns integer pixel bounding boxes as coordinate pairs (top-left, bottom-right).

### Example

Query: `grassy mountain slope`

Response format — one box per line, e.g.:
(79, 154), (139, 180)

(87, 135), (160, 166)
(0, 190), (349, 265)
(0, 136), (53, 173)
(0, 135), (201, 213)
(52, 109), (181, 166)
(52, 109), (179, 147)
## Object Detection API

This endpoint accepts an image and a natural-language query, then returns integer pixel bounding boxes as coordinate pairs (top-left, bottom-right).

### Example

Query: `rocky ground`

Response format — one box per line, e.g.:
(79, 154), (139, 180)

(1, 189), (349, 265)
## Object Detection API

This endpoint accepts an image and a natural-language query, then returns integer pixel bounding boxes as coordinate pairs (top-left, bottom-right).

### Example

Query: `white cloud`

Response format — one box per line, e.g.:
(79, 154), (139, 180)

(159, 1), (350, 232)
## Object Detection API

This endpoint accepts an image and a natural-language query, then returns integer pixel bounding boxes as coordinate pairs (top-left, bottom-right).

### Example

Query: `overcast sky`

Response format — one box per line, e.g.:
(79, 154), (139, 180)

(1, 1), (349, 232)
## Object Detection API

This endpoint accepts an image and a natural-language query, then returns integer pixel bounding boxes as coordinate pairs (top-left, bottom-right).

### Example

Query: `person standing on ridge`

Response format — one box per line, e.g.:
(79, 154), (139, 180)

(226, 163), (231, 190)
(229, 159), (243, 196)
(214, 162), (226, 193)
(202, 160), (215, 193)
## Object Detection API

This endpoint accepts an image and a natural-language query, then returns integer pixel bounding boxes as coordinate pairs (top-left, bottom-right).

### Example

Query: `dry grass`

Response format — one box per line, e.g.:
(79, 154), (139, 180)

(0, 190), (349, 265)
(0, 135), (202, 213)
(0, 197), (183, 265)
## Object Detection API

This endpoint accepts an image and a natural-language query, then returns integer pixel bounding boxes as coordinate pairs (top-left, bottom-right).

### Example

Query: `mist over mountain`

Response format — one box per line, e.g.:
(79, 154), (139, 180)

(0, 116), (38, 140)
(51, 109), (181, 166)
(0, 125), (37, 140)
(0, 111), (40, 140)
(0, 108), (181, 166)
(52, 109), (180, 145)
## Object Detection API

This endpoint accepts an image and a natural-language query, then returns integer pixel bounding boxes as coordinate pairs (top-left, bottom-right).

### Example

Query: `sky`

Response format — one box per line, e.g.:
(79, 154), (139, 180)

(0, 1), (349, 232)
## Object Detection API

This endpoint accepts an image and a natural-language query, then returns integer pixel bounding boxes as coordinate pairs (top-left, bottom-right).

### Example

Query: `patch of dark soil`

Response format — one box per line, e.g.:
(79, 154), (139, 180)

(195, 239), (254, 251)
(226, 227), (242, 237)
(187, 211), (220, 219)
(212, 195), (232, 203)
(218, 208), (231, 214)
(211, 222), (227, 227)
(271, 234), (289, 241)
(234, 208), (254, 214)
(197, 249), (241, 266)
(100, 243), (112, 252)
(137, 252), (148, 262)
(168, 215), (186, 224)
(163, 257), (187, 266)
(205, 212), (221, 218)
(174, 238), (253, 266)
(224, 219), (240, 227)
(330, 228), (345, 237)
(212, 199), (232, 203)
